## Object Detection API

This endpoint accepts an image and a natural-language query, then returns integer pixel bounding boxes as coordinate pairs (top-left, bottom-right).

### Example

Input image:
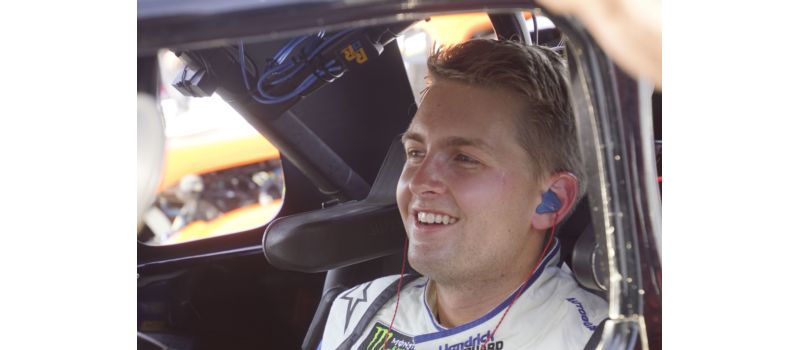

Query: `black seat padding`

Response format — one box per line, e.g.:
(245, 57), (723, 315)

(263, 136), (408, 350)
(263, 135), (406, 272)
(556, 196), (607, 294)
(301, 284), (347, 349)
(571, 219), (609, 293)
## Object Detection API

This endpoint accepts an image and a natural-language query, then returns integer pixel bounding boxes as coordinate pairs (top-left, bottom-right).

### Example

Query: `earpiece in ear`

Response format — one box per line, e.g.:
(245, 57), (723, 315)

(536, 189), (561, 214)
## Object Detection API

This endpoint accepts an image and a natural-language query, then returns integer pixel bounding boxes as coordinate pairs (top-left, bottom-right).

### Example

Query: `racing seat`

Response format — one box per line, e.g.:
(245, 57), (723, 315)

(263, 136), (408, 350)
(571, 219), (609, 293)
(263, 136), (607, 350)
(559, 197), (609, 294)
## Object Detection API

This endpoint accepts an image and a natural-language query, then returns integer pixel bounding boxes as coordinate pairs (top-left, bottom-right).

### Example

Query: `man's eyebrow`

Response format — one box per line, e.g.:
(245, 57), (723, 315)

(401, 132), (493, 152)
(442, 136), (494, 152)
(401, 131), (424, 144)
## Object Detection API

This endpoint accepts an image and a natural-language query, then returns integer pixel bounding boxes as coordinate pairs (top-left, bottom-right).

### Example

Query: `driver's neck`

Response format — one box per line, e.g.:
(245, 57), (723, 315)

(430, 244), (545, 328)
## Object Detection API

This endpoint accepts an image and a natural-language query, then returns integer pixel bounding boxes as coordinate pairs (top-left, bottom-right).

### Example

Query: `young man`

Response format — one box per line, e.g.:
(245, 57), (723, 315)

(320, 39), (608, 350)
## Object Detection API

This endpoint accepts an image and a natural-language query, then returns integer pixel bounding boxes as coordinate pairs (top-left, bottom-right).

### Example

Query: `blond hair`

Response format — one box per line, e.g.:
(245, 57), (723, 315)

(426, 39), (585, 197)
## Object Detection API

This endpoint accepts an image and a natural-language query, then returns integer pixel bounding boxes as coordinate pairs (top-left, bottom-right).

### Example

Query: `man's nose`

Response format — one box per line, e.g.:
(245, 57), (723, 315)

(408, 156), (446, 196)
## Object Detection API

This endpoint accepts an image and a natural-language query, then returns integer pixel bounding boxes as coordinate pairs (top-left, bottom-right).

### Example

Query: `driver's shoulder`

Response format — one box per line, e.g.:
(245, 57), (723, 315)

(547, 266), (609, 334)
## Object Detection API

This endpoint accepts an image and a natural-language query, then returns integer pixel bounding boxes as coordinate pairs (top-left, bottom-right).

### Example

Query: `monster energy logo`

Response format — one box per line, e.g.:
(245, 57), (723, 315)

(358, 322), (414, 350)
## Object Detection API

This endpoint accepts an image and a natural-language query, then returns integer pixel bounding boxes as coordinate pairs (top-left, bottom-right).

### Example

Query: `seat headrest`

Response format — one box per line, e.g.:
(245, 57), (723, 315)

(263, 136), (406, 272)
(571, 223), (608, 293)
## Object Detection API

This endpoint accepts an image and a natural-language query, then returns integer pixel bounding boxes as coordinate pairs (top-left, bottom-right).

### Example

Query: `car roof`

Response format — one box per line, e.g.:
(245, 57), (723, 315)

(138, 0), (537, 51)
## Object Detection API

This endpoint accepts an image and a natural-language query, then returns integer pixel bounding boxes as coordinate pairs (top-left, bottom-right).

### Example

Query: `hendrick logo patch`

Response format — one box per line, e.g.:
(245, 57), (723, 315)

(358, 322), (415, 350)
(437, 329), (503, 350)
(566, 297), (598, 331)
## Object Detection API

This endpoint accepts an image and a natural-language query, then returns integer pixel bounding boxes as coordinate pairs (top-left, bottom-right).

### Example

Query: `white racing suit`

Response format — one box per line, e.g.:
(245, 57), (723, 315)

(319, 239), (609, 350)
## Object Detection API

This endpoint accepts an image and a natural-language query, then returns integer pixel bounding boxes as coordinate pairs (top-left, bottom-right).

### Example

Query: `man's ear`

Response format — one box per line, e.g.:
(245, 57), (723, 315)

(531, 172), (579, 230)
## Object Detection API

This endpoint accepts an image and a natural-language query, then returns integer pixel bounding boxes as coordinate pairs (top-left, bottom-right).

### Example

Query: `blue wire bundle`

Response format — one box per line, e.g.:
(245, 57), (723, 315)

(239, 30), (352, 105)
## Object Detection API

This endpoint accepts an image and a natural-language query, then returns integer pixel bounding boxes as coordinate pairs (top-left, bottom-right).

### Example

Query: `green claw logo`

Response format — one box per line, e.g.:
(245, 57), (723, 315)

(359, 322), (414, 350)
(366, 324), (393, 350)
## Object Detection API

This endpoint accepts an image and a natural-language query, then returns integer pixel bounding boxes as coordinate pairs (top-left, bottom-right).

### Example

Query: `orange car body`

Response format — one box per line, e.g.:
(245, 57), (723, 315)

(157, 127), (282, 243)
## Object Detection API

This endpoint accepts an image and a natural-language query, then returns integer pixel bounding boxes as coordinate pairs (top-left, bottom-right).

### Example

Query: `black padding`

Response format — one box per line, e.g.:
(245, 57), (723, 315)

(572, 223), (608, 293)
(263, 136), (406, 272)
(302, 286), (347, 350)
(557, 197), (590, 266)
(583, 318), (609, 350)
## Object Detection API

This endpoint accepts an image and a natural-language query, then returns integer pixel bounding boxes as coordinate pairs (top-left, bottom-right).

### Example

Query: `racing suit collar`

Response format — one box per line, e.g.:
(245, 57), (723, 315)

(419, 238), (562, 337)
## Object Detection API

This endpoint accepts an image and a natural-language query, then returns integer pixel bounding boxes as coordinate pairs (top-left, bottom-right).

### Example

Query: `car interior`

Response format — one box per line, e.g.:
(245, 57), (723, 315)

(138, 3), (662, 349)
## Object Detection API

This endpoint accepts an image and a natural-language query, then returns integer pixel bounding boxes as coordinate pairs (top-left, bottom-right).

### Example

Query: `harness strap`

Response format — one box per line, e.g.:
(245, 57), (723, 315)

(335, 273), (422, 350)
(583, 318), (610, 350)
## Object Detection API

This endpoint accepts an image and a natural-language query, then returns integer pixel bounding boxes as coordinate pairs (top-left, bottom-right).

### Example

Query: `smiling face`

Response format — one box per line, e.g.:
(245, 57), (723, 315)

(397, 79), (547, 286)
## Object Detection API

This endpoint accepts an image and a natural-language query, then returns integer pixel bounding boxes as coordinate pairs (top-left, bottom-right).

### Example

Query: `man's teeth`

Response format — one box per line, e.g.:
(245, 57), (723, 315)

(417, 211), (458, 225)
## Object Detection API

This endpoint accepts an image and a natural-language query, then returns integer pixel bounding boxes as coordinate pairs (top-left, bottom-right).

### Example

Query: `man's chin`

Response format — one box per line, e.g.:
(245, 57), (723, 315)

(408, 248), (453, 279)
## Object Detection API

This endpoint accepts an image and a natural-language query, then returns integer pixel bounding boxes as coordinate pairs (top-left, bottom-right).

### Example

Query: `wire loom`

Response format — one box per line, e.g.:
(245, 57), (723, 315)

(238, 30), (355, 105)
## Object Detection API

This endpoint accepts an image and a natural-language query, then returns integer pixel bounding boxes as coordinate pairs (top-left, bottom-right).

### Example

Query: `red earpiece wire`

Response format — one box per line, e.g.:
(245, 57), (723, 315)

(382, 214), (557, 350)
(382, 237), (409, 350)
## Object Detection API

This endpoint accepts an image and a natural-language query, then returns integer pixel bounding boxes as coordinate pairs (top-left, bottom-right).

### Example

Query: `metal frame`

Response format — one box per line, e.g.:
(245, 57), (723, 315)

(550, 13), (659, 349)
(138, 0), (537, 52)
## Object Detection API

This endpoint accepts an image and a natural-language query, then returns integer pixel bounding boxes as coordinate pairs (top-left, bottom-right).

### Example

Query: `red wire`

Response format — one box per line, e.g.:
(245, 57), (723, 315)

(382, 237), (409, 350)
(382, 215), (556, 350)
(479, 213), (558, 349)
